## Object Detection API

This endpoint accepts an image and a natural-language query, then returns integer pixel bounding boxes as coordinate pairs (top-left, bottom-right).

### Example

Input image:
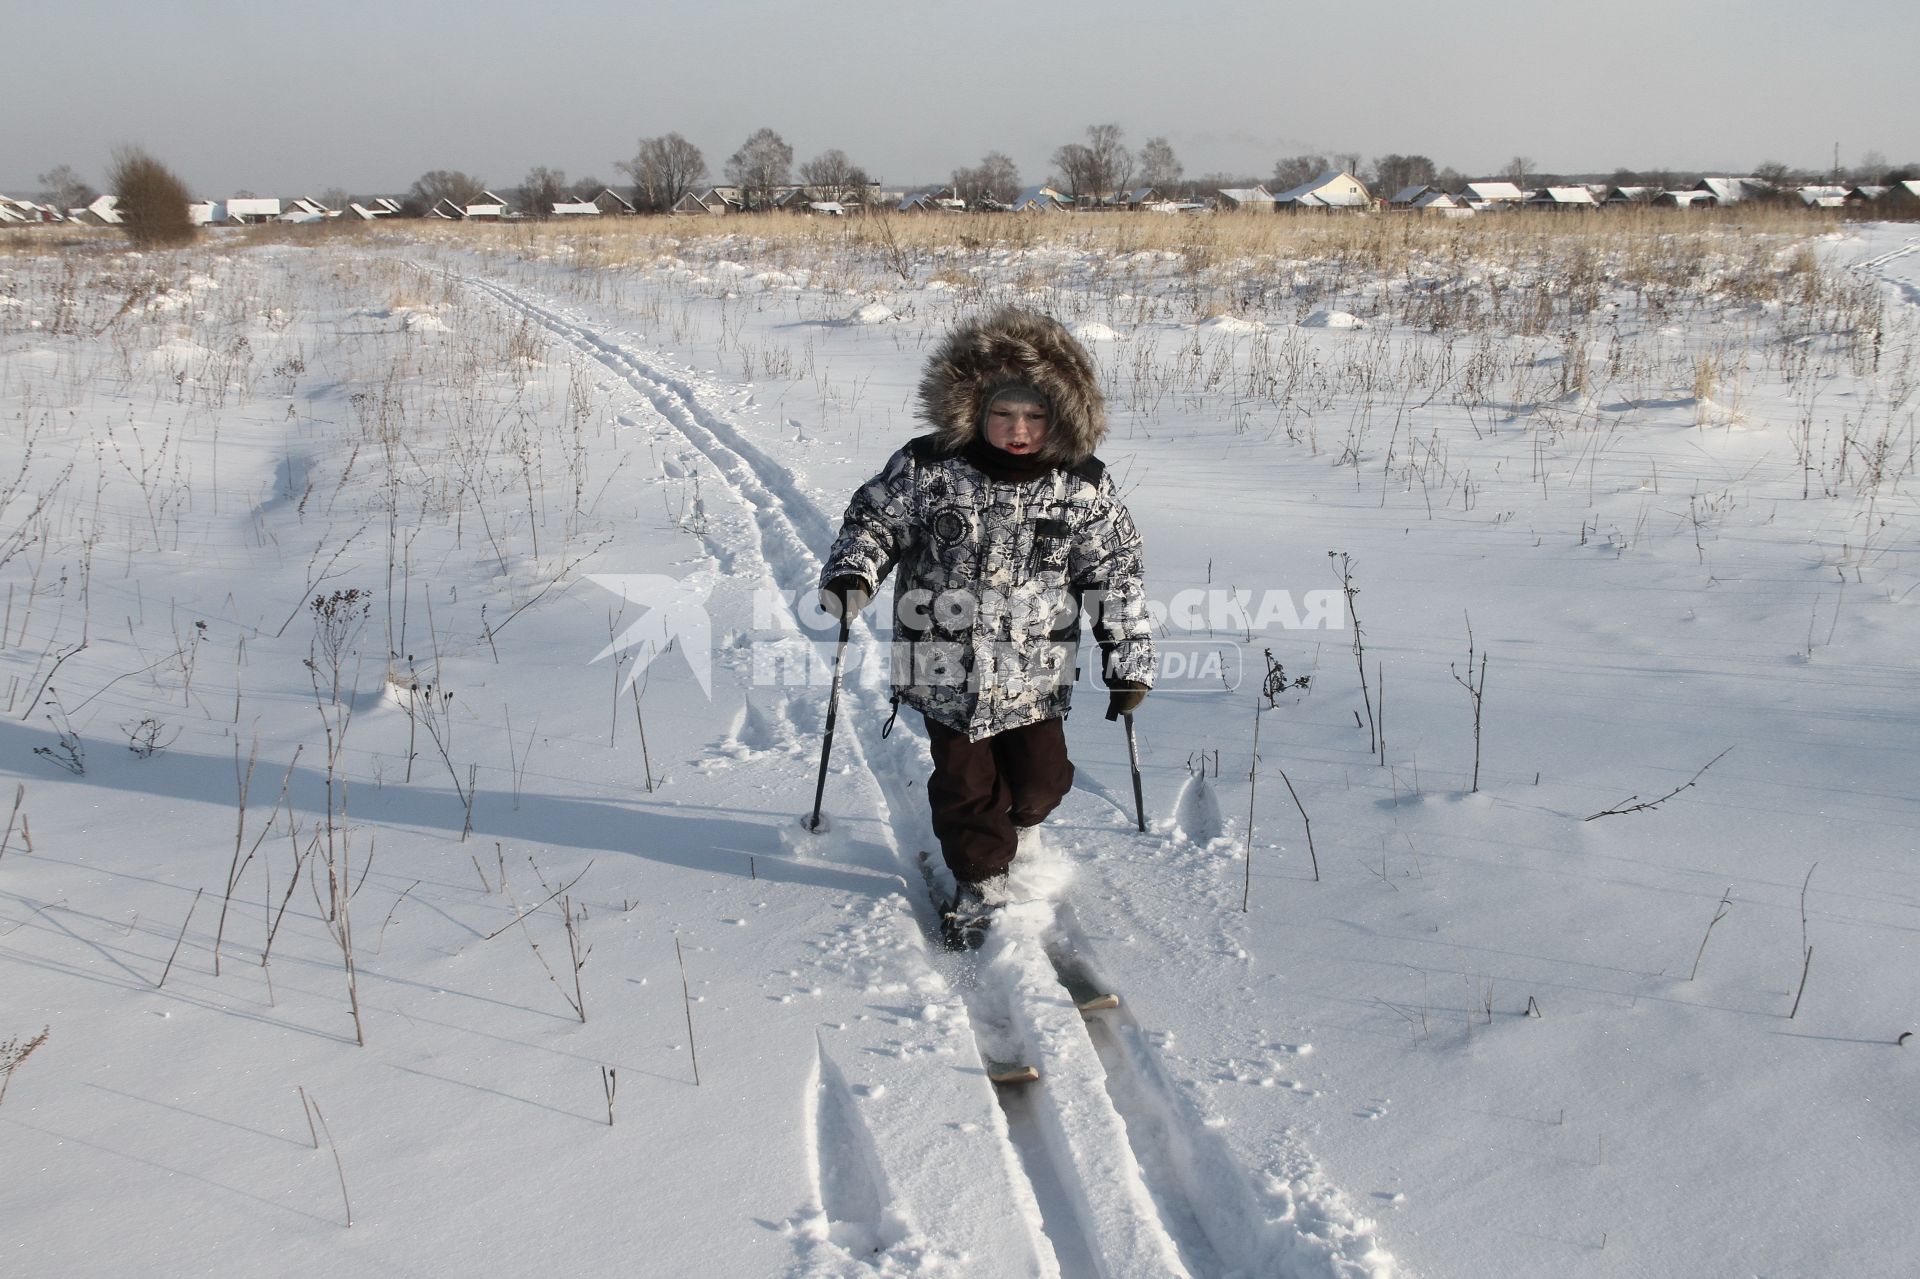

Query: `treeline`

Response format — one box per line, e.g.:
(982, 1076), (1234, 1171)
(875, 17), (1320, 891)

(30, 128), (1920, 227)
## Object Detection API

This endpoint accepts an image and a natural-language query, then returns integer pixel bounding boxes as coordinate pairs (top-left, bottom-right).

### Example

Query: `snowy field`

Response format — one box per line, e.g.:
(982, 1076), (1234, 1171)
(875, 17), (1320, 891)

(2, 212), (1916, 1278)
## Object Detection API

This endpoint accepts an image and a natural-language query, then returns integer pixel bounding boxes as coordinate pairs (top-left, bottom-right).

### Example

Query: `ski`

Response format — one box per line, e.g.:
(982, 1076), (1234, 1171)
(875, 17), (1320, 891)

(1048, 948), (1121, 1013)
(916, 852), (1040, 1086)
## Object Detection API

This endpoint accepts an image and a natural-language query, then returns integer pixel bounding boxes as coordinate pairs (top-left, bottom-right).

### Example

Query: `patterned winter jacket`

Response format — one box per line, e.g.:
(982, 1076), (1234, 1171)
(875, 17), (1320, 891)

(821, 308), (1154, 741)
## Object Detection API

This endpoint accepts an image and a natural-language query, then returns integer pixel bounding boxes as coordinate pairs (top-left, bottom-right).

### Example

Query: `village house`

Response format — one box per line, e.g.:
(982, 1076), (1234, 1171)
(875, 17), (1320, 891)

(0, 195), (62, 223)
(279, 197), (334, 222)
(69, 194), (123, 225)
(1215, 185), (1276, 212)
(463, 191), (510, 219)
(1273, 170), (1371, 210)
(590, 188), (636, 216)
(1005, 186), (1070, 213)
(1653, 189), (1717, 209)
(1605, 186), (1657, 206)
(1412, 190), (1472, 217)
(1526, 186), (1598, 211)
(1694, 177), (1769, 204)
(671, 186), (744, 215)
(1795, 185), (1849, 209)
(1460, 181), (1527, 209)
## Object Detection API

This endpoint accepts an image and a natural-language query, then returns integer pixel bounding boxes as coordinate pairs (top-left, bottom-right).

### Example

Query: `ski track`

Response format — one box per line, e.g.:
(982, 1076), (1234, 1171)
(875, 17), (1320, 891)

(454, 268), (1381, 1279)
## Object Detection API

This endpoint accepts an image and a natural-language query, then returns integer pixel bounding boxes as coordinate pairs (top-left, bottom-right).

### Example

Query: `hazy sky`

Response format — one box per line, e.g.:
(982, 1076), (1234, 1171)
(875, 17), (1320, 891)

(7, 0), (1917, 197)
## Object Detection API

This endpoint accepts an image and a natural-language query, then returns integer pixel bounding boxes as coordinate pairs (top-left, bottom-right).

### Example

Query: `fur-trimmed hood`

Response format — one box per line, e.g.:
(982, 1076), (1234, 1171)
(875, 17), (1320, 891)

(917, 307), (1106, 465)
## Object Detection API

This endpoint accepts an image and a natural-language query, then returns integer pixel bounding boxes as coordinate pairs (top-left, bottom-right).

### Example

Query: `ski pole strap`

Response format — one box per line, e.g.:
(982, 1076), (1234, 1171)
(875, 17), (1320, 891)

(881, 691), (900, 738)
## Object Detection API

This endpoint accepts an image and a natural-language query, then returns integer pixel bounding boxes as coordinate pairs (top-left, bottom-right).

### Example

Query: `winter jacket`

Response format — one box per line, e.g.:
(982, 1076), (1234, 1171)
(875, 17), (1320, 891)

(821, 308), (1154, 741)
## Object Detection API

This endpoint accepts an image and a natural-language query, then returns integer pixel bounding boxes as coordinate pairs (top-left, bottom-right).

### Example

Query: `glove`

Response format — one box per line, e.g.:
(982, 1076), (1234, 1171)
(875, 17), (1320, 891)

(818, 575), (871, 621)
(1105, 680), (1149, 720)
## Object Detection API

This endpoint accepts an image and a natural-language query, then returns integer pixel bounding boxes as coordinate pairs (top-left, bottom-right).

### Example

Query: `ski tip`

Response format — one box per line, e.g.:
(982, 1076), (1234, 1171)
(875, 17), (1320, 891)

(986, 1063), (1040, 1085)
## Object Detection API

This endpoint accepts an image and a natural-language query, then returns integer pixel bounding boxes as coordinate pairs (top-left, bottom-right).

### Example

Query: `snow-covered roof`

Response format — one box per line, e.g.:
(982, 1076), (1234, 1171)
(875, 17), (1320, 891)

(226, 197), (282, 218)
(1272, 170), (1370, 207)
(1889, 180), (1920, 200)
(1654, 190), (1716, 208)
(1215, 186), (1275, 208)
(551, 201), (601, 216)
(1527, 187), (1598, 207)
(1, 196), (59, 222)
(1606, 186), (1654, 202)
(805, 201), (846, 216)
(1463, 182), (1525, 202)
(1412, 190), (1462, 209)
(1006, 185), (1068, 212)
(1695, 177), (1768, 203)
(1796, 185), (1848, 208)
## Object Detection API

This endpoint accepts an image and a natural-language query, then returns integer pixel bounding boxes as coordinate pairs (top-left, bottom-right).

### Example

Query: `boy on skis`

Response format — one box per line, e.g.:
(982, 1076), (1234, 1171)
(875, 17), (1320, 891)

(819, 307), (1154, 947)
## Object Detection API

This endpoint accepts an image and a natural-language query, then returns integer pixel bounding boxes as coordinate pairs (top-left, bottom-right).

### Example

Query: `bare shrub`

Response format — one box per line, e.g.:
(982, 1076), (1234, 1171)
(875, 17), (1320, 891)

(108, 146), (195, 249)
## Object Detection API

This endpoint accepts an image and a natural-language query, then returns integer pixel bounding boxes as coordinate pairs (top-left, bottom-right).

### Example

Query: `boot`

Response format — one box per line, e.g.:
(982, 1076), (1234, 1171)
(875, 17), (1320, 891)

(941, 876), (1008, 951)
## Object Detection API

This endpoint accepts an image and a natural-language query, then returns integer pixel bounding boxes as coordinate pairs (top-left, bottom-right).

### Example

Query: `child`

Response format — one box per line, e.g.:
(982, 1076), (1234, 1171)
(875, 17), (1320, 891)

(820, 307), (1153, 947)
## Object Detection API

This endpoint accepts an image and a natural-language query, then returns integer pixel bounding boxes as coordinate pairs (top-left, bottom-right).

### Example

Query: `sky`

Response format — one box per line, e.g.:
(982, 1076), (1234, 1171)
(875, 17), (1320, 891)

(7, 0), (1918, 198)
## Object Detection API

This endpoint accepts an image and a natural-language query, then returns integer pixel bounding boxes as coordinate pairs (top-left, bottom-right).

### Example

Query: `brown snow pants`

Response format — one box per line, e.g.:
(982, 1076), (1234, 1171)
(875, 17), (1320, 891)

(924, 714), (1074, 884)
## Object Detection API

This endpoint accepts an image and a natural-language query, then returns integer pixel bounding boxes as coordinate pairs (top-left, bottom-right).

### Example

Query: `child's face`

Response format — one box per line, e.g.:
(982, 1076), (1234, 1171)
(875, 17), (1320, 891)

(985, 399), (1050, 454)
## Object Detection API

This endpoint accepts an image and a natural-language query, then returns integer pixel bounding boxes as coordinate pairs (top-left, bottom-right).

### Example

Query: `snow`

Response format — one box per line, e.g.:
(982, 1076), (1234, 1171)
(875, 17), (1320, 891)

(1196, 315), (1268, 333)
(1301, 310), (1365, 329)
(2, 220), (1919, 1278)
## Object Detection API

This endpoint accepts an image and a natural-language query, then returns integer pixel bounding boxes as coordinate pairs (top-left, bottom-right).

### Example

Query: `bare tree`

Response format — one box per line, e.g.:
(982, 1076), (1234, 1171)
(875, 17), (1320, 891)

(952, 151), (1020, 207)
(1371, 154), (1438, 196)
(618, 133), (707, 213)
(798, 149), (870, 204)
(1195, 171), (1267, 195)
(408, 170), (487, 215)
(1504, 155), (1535, 188)
(1137, 136), (1183, 191)
(1053, 124), (1131, 202)
(1851, 151), (1888, 185)
(1272, 154), (1329, 193)
(725, 127), (793, 210)
(37, 165), (95, 211)
(1051, 142), (1094, 200)
(1086, 123), (1132, 198)
(521, 166), (571, 220)
(108, 146), (194, 249)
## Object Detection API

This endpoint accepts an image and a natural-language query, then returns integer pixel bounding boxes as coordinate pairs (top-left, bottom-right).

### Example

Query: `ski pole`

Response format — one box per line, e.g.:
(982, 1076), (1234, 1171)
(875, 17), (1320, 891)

(1107, 703), (1147, 833)
(807, 614), (852, 834)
